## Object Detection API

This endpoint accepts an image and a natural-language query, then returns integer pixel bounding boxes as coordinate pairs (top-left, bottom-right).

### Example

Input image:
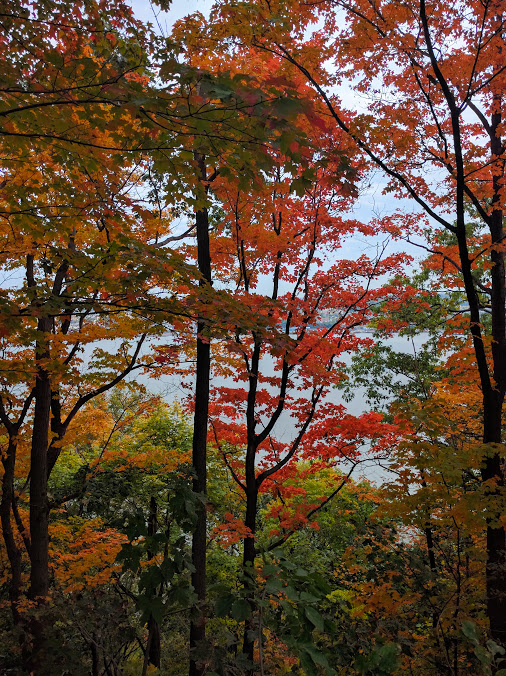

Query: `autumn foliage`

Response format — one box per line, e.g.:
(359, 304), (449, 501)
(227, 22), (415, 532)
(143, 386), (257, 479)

(0, 0), (505, 674)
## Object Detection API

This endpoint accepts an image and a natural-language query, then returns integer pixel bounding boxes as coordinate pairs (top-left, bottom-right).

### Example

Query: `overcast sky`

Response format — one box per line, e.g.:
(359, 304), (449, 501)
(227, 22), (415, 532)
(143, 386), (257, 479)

(130, 0), (211, 33)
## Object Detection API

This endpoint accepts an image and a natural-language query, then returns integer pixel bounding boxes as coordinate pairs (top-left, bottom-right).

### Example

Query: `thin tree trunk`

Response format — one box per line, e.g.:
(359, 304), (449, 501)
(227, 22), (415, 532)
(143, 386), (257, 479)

(29, 368), (51, 600)
(146, 496), (161, 671)
(0, 437), (22, 625)
(241, 338), (261, 670)
(189, 152), (212, 676)
(29, 318), (52, 601)
(147, 617), (161, 670)
(481, 429), (506, 648)
(242, 475), (258, 670)
(91, 640), (100, 676)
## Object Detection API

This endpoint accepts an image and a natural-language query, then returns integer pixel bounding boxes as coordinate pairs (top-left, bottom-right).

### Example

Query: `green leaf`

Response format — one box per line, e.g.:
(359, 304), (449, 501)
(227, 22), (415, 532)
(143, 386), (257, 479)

(300, 591), (321, 603)
(486, 639), (505, 656)
(376, 643), (401, 671)
(474, 645), (490, 666)
(298, 648), (318, 676)
(279, 130), (295, 155)
(290, 176), (311, 197)
(215, 594), (235, 617)
(294, 566), (309, 578)
(265, 577), (283, 593)
(305, 606), (325, 632)
(170, 585), (193, 606)
(137, 595), (166, 624)
(116, 543), (142, 573)
(355, 644), (400, 674)
(273, 96), (302, 118)
(462, 620), (480, 644)
(304, 643), (330, 667)
(284, 585), (299, 602)
(262, 564), (279, 576)
(231, 599), (251, 622)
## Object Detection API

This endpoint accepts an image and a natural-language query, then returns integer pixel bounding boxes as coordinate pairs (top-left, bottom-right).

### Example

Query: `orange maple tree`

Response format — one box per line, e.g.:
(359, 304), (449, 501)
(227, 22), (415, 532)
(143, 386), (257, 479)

(174, 0), (506, 653)
(0, 2), (206, 668)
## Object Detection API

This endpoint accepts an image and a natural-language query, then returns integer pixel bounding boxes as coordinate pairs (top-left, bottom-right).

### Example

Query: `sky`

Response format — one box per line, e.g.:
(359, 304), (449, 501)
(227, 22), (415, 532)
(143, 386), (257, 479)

(130, 0), (211, 31)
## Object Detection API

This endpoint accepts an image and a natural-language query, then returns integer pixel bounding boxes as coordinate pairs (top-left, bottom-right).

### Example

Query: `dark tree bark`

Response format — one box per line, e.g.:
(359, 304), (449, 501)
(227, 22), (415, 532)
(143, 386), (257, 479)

(241, 478), (258, 671)
(91, 640), (100, 676)
(0, 436), (22, 625)
(28, 321), (51, 604)
(480, 80), (506, 650)
(189, 152), (212, 676)
(25, 315), (52, 673)
(147, 617), (161, 670)
(241, 339), (261, 668)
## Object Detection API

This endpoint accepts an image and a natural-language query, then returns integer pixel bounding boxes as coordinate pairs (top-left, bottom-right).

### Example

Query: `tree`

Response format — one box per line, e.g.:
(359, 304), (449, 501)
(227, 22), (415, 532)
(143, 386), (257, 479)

(344, 260), (506, 674)
(182, 96), (404, 669)
(147, 57), (322, 673)
(0, 140), (186, 669)
(175, 0), (506, 652)
(0, 5), (204, 664)
(2, 4), (348, 669)
(189, 152), (213, 676)
(40, 396), (196, 675)
(0, 0), (156, 149)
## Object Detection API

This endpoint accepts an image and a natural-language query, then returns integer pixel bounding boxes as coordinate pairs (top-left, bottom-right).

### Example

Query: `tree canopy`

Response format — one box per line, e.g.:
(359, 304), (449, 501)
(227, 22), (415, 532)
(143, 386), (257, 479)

(0, 0), (505, 674)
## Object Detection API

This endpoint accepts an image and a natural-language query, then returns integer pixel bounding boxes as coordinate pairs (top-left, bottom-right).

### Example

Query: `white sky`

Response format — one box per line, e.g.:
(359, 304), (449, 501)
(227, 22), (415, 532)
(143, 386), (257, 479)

(130, 0), (211, 32)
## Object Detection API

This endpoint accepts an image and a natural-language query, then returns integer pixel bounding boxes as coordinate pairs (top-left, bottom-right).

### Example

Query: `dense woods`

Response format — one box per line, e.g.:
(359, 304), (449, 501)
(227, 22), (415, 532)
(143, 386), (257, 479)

(0, 0), (505, 674)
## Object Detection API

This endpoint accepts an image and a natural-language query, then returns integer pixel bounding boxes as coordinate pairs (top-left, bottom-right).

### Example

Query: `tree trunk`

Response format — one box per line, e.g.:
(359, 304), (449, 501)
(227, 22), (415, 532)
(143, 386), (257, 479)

(481, 398), (506, 649)
(146, 496), (161, 670)
(27, 316), (52, 672)
(147, 616), (161, 670)
(91, 640), (100, 676)
(242, 475), (258, 671)
(242, 339), (261, 671)
(189, 153), (212, 676)
(0, 437), (22, 625)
